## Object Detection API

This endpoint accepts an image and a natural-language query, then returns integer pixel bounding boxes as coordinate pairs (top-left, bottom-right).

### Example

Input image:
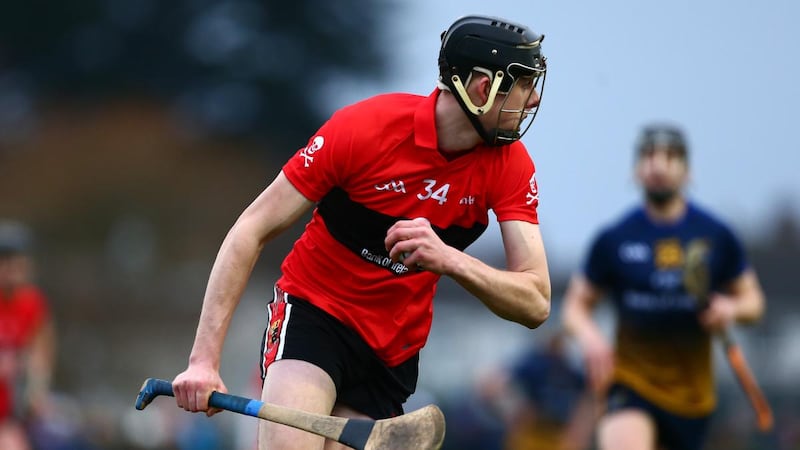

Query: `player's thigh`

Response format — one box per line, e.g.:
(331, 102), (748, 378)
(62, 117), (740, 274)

(321, 404), (372, 450)
(258, 359), (338, 450)
(597, 408), (657, 450)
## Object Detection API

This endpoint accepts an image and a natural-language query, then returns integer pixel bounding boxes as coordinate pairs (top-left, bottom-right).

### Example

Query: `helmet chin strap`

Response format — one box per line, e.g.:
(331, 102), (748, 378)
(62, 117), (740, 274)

(448, 70), (511, 147)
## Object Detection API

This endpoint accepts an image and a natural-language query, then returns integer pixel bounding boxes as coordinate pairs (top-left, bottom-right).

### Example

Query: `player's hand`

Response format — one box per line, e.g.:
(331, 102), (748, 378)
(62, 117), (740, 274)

(172, 364), (228, 417)
(698, 293), (736, 332)
(581, 333), (614, 395)
(385, 217), (456, 274)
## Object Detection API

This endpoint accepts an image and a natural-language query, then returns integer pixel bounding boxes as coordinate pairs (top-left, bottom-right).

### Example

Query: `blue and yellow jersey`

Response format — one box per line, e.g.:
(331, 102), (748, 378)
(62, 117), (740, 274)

(504, 347), (586, 450)
(583, 202), (748, 416)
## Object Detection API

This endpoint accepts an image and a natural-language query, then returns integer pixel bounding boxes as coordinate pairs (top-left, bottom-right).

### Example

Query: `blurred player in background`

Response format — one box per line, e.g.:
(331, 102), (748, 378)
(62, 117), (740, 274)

(172, 14), (552, 450)
(561, 124), (766, 450)
(478, 331), (597, 450)
(0, 220), (56, 450)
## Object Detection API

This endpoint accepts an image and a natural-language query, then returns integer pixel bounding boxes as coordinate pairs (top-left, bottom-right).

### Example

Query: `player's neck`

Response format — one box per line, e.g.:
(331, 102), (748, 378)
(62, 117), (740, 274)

(644, 196), (687, 224)
(435, 90), (482, 153)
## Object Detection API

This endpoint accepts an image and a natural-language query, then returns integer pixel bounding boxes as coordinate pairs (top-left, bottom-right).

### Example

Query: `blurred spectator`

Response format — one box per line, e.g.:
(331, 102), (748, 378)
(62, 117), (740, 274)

(26, 392), (99, 450)
(477, 331), (597, 450)
(175, 414), (223, 450)
(440, 391), (504, 450)
(0, 220), (56, 450)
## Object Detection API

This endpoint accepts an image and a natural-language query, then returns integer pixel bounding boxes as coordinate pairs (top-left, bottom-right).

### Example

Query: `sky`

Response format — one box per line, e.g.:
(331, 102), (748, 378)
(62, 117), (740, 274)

(327, 0), (800, 271)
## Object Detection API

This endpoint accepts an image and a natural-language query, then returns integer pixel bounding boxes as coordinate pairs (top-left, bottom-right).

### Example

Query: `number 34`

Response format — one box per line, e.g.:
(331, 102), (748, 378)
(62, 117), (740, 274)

(417, 179), (450, 205)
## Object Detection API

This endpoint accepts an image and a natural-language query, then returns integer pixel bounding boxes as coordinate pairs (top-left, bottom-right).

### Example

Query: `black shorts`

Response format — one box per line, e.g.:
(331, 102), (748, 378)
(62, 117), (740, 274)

(259, 286), (418, 419)
(606, 383), (711, 450)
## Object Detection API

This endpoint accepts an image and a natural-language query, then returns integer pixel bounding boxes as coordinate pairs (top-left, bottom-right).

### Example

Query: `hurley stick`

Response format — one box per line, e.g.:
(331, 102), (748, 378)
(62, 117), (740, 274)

(135, 378), (445, 450)
(684, 242), (773, 432)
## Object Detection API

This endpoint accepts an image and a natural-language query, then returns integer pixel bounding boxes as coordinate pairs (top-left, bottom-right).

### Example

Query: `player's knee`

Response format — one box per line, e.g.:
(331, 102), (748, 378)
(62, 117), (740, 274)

(258, 422), (325, 450)
(598, 410), (656, 450)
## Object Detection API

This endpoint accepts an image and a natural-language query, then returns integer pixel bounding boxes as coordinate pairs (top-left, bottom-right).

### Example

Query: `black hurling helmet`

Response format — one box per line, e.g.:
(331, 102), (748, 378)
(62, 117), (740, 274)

(636, 124), (689, 162)
(438, 15), (547, 146)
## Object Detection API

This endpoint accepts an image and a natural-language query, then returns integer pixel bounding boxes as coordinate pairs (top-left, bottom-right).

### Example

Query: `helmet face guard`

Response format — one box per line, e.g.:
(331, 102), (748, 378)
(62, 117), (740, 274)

(438, 16), (547, 146)
(491, 64), (546, 144)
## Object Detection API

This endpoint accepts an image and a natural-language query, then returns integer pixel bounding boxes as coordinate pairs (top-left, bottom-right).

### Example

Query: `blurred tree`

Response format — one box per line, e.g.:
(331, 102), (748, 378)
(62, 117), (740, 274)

(0, 0), (394, 160)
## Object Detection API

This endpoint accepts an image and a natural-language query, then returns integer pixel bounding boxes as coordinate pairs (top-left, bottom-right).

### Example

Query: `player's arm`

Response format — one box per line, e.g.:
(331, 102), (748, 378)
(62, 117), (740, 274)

(560, 389), (600, 450)
(700, 268), (765, 331)
(561, 274), (613, 393)
(388, 219), (550, 328)
(458, 219), (550, 328)
(727, 268), (765, 323)
(561, 274), (605, 345)
(24, 316), (56, 414)
(173, 171), (313, 413)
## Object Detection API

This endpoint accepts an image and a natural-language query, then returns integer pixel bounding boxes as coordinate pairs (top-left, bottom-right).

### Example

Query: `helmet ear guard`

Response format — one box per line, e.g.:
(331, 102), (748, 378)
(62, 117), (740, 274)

(449, 70), (505, 116)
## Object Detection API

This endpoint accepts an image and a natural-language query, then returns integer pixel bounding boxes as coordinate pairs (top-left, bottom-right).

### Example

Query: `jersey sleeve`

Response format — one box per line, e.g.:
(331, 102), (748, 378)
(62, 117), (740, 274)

(583, 230), (615, 288)
(713, 224), (749, 288)
(281, 108), (355, 202)
(489, 143), (539, 224)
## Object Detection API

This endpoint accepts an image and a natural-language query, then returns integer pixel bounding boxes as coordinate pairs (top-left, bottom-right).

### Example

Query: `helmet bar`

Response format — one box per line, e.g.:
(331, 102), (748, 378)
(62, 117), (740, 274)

(446, 76), (498, 146)
(450, 70), (505, 115)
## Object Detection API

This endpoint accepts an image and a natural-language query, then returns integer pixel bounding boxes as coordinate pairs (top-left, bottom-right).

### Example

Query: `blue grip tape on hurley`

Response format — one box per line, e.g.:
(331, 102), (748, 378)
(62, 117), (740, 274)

(209, 392), (263, 418)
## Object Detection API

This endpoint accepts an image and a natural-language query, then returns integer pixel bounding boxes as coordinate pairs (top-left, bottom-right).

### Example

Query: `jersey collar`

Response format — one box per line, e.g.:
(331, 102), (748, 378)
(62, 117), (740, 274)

(413, 89), (440, 150)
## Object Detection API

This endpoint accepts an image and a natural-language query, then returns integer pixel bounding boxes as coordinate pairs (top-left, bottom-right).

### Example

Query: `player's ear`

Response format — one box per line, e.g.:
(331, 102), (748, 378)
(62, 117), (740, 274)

(471, 74), (491, 104)
(681, 165), (691, 188)
(482, 74), (495, 99)
(633, 160), (648, 187)
(482, 76), (491, 97)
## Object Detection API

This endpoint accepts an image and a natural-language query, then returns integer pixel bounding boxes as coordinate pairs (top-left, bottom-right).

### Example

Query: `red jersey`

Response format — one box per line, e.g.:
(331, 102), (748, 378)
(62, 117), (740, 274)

(279, 89), (540, 366)
(0, 284), (50, 419)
